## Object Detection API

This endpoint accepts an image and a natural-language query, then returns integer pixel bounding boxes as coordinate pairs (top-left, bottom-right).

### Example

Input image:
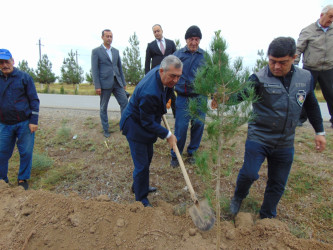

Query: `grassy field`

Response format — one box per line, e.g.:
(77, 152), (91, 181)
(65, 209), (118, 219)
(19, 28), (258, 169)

(36, 82), (326, 102)
(5, 109), (333, 244)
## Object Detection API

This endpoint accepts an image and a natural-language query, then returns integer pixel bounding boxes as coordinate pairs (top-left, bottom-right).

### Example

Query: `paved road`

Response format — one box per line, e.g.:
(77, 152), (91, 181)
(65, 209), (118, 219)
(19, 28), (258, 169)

(38, 94), (330, 121)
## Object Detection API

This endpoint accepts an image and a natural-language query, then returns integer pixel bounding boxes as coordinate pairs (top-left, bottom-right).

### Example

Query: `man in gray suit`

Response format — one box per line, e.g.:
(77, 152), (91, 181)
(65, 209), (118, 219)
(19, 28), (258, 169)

(92, 29), (128, 138)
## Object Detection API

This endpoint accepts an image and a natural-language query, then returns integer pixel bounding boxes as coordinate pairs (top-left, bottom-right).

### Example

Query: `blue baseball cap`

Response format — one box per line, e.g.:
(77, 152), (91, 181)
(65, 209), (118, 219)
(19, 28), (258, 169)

(0, 49), (12, 60)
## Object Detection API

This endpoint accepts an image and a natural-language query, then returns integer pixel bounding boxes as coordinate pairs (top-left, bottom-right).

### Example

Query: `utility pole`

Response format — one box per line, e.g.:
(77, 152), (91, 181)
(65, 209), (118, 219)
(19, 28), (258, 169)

(36, 38), (44, 90)
(75, 50), (79, 67)
(75, 50), (80, 90)
(37, 38), (44, 62)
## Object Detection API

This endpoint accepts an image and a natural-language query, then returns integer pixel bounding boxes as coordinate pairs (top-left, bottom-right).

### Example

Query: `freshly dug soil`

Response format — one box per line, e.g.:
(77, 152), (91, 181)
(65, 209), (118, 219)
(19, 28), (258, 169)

(0, 181), (331, 250)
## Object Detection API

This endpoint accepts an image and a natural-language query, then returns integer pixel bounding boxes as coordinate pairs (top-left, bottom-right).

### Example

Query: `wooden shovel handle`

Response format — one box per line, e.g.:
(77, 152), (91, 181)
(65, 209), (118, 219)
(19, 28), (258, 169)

(162, 115), (198, 203)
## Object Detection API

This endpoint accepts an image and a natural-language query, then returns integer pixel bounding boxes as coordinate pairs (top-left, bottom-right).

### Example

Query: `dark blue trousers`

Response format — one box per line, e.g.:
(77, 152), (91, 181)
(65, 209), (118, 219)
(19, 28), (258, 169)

(171, 95), (206, 158)
(127, 139), (153, 206)
(0, 120), (35, 182)
(234, 140), (294, 218)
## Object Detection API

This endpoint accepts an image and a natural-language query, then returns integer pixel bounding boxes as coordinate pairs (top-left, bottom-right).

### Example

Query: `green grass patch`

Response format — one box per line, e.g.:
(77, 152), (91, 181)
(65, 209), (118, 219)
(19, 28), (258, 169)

(288, 223), (311, 239)
(40, 164), (81, 189)
(32, 152), (54, 171)
(54, 120), (72, 145)
(314, 205), (333, 221)
(220, 195), (232, 216)
(84, 117), (98, 129)
(288, 170), (323, 195)
(243, 196), (261, 214)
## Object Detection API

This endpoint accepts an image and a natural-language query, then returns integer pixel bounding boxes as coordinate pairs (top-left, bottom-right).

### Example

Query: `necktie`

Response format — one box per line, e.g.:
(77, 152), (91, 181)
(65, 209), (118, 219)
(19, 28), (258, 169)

(160, 40), (165, 55)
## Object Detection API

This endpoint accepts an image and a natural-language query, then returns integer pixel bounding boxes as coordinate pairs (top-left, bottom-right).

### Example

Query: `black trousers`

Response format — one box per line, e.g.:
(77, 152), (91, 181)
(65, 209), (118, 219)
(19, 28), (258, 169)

(299, 68), (333, 124)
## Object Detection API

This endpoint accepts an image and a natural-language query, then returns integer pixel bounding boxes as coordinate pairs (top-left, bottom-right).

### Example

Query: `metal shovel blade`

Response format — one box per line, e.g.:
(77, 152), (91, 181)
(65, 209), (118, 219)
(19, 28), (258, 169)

(161, 115), (215, 231)
(188, 199), (216, 231)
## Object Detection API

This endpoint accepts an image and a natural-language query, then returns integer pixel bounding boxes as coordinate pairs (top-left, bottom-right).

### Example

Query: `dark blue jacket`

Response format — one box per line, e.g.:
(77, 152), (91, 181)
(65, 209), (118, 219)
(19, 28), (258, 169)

(173, 46), (205, 96)
(120, 68), (172, 143)
(0, 68), (39, 125)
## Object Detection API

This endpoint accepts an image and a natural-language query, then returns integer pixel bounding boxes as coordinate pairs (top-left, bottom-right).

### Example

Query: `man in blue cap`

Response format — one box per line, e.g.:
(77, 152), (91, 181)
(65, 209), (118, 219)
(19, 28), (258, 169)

(0, 49), (40, 190)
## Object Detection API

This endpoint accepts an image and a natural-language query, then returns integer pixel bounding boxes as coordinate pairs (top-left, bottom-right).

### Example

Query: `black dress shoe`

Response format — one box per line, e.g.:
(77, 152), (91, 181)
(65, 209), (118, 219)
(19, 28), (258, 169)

(131, 185), (158, 193)
(230, 196), (243, 216)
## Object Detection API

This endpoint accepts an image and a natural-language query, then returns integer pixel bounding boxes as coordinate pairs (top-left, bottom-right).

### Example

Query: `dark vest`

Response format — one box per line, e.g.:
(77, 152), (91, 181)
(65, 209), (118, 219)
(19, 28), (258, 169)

(247, 66), (311, 148)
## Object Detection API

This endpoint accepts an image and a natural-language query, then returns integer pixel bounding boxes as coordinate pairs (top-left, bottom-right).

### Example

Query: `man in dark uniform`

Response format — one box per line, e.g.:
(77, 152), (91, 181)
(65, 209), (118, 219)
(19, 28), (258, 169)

(229, 37), (326, 219)
(120, 55), (181, 207)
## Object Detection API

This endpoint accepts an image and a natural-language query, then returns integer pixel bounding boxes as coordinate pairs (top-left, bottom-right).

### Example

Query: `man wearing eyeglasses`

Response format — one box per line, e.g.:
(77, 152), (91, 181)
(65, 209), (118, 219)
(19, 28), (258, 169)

(120, 55), (181, 207)
(229, 37), (326, 219)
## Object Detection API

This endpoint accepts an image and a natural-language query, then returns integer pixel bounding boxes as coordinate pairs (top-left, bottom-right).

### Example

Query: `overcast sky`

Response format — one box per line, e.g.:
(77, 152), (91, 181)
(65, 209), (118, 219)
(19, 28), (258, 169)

(2, 0), (331, 81)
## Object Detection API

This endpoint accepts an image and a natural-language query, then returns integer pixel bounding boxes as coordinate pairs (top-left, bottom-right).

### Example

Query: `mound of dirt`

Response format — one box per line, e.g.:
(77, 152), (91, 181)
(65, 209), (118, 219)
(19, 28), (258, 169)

(0, 181), (331, 250)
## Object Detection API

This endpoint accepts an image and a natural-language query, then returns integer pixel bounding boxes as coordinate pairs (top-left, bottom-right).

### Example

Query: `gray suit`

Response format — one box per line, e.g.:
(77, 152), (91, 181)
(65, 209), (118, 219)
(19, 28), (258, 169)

(92, 45), (126, 89)
(91, 45), (128, 133)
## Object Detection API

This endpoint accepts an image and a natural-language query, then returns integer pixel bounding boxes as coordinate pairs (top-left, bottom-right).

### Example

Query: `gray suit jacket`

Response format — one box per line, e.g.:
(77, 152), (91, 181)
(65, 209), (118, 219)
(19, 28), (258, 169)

(91, 45), (126, 89)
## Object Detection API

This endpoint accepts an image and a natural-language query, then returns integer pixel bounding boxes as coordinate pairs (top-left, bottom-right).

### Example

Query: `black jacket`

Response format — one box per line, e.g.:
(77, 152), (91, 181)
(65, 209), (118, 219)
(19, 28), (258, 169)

(144, 38), (176, 74)
(247, 66), (323, 148)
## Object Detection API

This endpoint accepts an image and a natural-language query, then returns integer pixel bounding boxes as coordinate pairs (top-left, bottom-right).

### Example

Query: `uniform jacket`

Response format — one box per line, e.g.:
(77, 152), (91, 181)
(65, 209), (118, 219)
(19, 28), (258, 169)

(120, 68), (172, 144)
(0, 68), (39, 125)
(91, 45), (126, 89)
(173, 46), (205, 96)
(145, 38), (176, 74)
(248, 66), (323, 148)
(295, 20), (333, 71)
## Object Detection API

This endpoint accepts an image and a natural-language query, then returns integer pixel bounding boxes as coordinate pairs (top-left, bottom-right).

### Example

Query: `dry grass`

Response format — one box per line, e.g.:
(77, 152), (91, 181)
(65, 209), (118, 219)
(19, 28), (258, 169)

(35, 83), (326, 103)
(35, 83), (136, 95)
(5, 110), (333, 244)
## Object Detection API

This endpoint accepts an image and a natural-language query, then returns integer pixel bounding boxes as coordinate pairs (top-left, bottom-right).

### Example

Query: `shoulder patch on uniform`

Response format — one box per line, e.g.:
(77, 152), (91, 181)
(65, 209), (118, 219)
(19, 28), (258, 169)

(296, 90), (306, 107)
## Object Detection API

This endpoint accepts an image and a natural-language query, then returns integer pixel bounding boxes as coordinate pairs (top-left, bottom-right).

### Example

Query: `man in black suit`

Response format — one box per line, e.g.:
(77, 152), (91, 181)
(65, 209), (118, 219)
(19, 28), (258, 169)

(145, 24), (177, 117)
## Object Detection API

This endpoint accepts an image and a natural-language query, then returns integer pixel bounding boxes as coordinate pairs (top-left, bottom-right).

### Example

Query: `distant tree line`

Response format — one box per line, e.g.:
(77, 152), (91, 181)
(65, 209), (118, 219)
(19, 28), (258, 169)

(16, 33), (268, 88)
(16, 33), (184, 88)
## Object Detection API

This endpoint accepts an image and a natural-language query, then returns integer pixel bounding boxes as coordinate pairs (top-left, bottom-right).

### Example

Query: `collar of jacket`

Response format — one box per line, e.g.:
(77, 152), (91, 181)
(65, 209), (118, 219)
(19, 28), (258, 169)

(182, 46), (204, 54)
(155, 68), (164, 90)
(315, 19), (333, 31)
(267, 64), (295, 86)
(156, 37), (165, 43)
(0, 67), (18, 78)
(267, 64), (295, 78)
(101, 44), (112, 50)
